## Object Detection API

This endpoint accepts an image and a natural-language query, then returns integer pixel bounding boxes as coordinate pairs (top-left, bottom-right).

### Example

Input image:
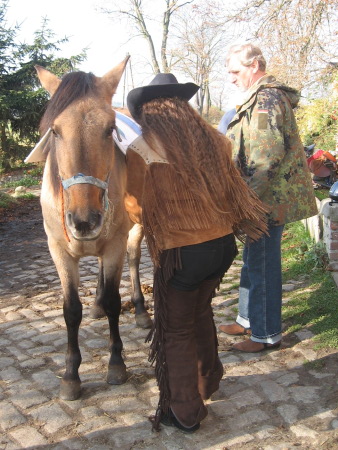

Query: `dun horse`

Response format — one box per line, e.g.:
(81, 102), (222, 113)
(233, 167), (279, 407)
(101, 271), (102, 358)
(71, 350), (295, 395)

(35, 57), (151, 400)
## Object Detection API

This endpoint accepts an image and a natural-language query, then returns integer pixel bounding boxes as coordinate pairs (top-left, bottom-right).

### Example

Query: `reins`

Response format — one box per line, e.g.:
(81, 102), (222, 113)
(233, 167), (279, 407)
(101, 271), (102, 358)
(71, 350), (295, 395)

(60, 179), (71, 243)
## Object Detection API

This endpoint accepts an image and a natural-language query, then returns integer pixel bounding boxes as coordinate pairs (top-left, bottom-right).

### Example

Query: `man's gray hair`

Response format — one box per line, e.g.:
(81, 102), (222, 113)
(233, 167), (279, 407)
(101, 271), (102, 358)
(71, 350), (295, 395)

(226, 43), (267, 71)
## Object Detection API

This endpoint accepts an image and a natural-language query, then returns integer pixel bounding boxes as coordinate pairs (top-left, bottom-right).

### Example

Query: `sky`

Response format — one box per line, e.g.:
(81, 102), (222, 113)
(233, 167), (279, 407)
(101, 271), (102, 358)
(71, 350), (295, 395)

(6, 0), (153, 104)
(5, 0), (240, 109)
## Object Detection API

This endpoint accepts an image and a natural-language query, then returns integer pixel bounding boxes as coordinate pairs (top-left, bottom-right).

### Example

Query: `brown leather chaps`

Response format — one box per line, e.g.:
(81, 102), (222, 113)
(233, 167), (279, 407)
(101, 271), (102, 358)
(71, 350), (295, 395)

(163, 279), (223, 427)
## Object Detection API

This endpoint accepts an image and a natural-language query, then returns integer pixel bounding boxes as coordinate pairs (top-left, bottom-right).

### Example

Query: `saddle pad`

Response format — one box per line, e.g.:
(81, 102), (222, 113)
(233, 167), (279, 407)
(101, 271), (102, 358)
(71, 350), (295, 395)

(25, 111), (141, 163)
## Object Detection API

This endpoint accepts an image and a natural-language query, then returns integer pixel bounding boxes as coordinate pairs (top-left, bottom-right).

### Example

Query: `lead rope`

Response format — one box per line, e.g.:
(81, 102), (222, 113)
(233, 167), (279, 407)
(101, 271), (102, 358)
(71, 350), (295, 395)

(60, 180), (70, 243)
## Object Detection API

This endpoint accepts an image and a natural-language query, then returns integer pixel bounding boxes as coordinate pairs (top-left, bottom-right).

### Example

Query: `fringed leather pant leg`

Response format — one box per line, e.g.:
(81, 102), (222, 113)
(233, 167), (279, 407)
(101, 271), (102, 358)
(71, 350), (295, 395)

(196, 278), (224, 400)
(163, 284), (208, 428)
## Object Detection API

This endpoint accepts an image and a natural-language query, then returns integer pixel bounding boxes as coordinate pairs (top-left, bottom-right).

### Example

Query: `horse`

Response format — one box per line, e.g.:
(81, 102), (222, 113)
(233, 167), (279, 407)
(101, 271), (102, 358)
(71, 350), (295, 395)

(34, 56), (151, 401)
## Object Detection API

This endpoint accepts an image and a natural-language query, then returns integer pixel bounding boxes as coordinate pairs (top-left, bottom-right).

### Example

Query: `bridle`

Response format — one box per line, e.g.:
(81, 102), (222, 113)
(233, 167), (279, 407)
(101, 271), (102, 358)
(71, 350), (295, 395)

(59, 122), (122, 213)
(61, 173), (109, 210)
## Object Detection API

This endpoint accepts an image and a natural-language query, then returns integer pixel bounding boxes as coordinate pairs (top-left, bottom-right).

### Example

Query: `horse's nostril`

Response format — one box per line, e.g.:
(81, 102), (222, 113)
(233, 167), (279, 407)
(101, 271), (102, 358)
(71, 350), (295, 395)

(95, 212), (103, 227)
(66, 212), (73, 227)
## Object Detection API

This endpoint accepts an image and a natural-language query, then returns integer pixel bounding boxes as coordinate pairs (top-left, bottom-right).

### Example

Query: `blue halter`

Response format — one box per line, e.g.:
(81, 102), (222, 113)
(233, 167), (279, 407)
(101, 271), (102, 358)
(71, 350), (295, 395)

(61, 173), (109, 210)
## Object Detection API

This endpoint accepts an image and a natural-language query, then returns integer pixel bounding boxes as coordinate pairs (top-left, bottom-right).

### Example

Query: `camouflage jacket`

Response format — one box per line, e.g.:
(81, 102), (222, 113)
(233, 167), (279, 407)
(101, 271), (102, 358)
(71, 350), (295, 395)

(226, 75), (318, 226)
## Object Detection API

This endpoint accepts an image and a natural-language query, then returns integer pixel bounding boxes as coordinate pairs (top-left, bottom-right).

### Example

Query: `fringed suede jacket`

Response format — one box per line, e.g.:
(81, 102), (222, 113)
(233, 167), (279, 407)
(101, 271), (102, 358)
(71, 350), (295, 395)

(124, 136), (268, 266)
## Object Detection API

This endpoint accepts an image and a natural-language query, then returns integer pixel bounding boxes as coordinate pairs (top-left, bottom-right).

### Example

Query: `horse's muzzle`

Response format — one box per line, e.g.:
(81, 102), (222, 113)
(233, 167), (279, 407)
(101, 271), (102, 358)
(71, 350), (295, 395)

(66, 210), (104, 241)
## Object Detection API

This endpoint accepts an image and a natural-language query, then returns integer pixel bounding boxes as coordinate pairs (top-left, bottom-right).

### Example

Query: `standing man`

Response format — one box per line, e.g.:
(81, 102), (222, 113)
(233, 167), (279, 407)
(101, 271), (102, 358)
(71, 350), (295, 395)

(219, 43), (318, 352)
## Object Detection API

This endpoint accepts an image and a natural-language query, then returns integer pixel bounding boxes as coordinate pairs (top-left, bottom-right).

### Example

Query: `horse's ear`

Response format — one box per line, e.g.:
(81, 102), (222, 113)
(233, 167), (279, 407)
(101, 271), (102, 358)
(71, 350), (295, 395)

(100, 55), (130, 98)
(35, 65), (61, 96)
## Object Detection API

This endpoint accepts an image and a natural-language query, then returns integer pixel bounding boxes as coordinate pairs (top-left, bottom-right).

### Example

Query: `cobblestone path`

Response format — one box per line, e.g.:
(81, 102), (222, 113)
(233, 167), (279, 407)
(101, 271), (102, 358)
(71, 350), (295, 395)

(0, 196), (337, 449)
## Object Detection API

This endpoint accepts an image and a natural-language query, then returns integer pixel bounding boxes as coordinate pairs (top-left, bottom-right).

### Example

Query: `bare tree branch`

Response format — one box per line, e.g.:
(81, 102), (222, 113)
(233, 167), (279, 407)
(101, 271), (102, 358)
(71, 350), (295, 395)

(223, 0), (338, 91)
(99, 0), (194, 74)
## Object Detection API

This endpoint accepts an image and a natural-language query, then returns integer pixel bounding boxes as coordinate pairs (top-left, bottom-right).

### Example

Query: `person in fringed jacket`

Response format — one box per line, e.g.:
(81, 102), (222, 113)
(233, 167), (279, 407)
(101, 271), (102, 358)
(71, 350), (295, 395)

(219, 43), (318, 352)
(124, 73), (268, 433)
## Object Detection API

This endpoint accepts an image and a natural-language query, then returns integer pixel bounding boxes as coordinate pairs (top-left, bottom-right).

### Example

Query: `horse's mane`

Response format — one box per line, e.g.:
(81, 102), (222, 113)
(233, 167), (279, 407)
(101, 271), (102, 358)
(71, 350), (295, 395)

(40, 71), (97, 135)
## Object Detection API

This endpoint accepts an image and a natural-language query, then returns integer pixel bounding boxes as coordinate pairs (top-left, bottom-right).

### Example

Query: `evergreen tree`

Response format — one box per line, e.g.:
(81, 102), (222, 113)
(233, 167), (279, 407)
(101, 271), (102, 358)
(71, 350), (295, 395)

(0, 2), (86, 170)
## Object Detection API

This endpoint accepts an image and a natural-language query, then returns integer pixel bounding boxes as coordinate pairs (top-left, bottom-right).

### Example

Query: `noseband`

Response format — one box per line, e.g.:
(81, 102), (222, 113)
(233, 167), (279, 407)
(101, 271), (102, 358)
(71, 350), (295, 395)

(61, 173), (109, 211)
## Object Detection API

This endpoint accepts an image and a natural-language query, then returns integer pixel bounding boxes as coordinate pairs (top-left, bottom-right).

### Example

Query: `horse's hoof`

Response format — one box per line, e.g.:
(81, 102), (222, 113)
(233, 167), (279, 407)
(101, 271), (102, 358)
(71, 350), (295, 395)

(135, 311), (152, 329)
(60, 379), (81, 401)
(89, 305), (106, 319)
(107, 364), (127, 385)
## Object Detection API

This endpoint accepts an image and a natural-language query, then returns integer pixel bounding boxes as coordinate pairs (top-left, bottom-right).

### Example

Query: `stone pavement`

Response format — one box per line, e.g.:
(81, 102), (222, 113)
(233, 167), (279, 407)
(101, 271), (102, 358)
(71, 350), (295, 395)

(0, 197), (338, 449)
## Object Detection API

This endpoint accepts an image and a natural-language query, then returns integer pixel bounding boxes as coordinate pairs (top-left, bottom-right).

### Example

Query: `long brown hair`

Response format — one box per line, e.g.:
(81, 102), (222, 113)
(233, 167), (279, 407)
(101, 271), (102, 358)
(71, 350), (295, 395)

(138, 97), (251, 218)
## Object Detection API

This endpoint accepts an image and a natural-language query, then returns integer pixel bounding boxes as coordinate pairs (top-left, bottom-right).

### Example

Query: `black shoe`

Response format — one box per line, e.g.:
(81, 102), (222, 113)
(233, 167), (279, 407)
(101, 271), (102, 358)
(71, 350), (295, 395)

(160, 408), (200, 433)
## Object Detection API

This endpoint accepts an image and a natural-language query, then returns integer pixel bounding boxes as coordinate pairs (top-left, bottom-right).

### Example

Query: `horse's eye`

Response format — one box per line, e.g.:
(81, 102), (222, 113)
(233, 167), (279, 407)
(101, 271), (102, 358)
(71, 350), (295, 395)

(51, 128), (58, 137)
(106, 125), (114, 137)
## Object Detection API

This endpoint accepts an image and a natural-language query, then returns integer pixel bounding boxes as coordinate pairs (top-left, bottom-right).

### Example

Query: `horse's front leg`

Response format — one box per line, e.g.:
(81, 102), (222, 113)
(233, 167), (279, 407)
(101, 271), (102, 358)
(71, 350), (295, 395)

(89, 265), (107, 319)
(99, 243), (128, 385)
(48, 241), (82, 400)
(127, 223), (152, 328)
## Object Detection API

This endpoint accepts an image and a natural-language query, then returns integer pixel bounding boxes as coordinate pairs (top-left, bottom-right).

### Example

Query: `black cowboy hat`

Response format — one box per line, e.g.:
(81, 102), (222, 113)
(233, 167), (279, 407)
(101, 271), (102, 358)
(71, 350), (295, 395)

(127, 73), (200, 121)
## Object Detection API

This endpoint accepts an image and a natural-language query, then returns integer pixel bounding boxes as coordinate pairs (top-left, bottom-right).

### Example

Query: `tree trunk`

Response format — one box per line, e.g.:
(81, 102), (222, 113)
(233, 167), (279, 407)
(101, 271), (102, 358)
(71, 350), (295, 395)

(0, 122), (11, 171)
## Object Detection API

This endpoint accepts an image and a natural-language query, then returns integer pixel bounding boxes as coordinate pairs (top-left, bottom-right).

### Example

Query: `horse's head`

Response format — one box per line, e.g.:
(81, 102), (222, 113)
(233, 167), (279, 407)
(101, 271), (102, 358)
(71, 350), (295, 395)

(36, 56), (129, 241)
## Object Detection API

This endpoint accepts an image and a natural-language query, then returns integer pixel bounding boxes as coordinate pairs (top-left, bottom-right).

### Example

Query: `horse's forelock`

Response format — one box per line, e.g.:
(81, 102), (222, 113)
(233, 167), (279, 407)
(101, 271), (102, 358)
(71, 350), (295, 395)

(40, 71), (97, 135)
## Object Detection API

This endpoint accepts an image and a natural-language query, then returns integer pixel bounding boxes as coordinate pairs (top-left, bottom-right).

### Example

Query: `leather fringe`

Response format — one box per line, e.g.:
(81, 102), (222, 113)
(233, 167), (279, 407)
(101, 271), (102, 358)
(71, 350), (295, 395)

(146, 248), (182, 431)
(141, 164), (269, 265)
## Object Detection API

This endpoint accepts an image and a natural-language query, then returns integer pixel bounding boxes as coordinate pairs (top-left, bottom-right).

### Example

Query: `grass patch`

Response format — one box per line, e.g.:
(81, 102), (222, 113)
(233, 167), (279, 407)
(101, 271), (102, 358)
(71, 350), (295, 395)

(314, 188), (329, 202)
(282, 221), (315, 279)
(214, 311), (236, 320)
(15, 193), (36, 200)
(220, 281), (240, 293)
(282, 221), (338, 349)
(0, 192), (17, 209)
(226, 298), (239, 306)
(303, 359), (326, 370)
(2, 175), (41, 189)
(0, 188), (37, 216)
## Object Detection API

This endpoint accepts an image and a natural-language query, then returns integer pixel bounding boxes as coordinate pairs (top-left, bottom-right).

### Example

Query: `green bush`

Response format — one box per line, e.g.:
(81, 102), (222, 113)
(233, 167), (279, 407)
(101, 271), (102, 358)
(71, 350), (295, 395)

(25, 166), (43, 177)
(296, 96), (338, 151)
(303, 241), (329, 269)
(296, 73), (338, 151)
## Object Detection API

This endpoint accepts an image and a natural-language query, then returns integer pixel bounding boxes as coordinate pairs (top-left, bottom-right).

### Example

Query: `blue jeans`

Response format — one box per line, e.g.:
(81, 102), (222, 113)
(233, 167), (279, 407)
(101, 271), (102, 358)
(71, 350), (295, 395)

(236, 224), (284, 344)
